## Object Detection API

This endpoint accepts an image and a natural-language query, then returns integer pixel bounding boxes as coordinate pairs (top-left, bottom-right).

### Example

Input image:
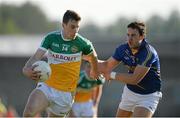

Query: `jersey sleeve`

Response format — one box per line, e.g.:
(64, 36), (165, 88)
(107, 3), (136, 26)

(39, 34), (52, 51)
(112, 45), (125, 61)
(137, 46), (156, 67)
(82, 39), (94, 55)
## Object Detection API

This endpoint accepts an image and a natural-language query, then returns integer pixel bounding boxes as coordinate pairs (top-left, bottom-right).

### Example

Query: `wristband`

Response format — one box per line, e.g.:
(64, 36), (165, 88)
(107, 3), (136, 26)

(110, 72), (116, 80)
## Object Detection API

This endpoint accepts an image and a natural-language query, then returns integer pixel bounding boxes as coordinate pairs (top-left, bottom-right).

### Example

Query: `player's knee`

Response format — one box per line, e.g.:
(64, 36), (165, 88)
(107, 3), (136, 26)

(23, 107), (36, 117)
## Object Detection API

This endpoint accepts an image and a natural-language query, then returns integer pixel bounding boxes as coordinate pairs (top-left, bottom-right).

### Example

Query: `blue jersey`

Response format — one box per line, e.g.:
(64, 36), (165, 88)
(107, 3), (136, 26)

(113, 39), (161, 94)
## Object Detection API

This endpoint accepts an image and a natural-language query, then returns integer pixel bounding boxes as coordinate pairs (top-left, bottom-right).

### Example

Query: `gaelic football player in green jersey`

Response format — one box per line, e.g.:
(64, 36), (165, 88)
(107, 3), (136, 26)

(71, 61), (105, 117)
(22, 10), (99, 117)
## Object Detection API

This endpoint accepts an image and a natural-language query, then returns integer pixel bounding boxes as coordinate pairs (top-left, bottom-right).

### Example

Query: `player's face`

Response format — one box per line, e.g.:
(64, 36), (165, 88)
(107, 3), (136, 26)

(62, 20), (80, 39)
(126, 28), (144, 49)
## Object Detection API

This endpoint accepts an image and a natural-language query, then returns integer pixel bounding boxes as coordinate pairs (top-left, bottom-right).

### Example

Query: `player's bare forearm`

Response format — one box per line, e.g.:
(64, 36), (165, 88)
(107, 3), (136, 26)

(113, 73), (138, 84)
(82, 51), (99, 79)
(22, 49), (46, 80)
(24, 56), (39, 69)
(89, 55), (99, 79)
(98, 59), (107, 73)
(23, 49), (46, 68)
(110, 66), (150, 85)
(90, 56), (98, 70)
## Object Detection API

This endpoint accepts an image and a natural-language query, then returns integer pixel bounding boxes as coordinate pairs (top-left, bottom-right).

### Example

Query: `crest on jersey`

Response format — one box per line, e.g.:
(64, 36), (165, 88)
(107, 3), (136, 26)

(71, 46), (79, 53)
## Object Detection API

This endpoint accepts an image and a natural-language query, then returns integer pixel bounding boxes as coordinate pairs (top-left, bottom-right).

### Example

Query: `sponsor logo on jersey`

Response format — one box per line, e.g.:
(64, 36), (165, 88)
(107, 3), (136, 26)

(52, 54), (77, 61)
(48, 51), (82, 63)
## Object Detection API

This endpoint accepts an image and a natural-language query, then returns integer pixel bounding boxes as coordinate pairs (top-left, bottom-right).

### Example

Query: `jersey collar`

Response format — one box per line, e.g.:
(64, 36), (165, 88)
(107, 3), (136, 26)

(61, 30), (77, 41)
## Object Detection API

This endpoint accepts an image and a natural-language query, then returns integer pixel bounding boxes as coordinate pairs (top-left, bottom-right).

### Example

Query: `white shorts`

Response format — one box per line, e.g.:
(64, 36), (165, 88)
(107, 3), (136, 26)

(36, 82), (74, 116)
(119, 86), (162, 114)
(72, 100), (95, 117)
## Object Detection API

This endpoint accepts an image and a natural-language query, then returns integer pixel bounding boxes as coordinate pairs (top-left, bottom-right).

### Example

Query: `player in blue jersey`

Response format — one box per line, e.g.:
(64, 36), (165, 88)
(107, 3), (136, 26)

(99, 21), (162, 117)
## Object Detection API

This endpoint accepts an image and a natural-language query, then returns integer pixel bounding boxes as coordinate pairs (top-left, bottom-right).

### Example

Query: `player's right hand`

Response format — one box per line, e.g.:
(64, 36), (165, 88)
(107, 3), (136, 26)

(22, 65), (41, 81)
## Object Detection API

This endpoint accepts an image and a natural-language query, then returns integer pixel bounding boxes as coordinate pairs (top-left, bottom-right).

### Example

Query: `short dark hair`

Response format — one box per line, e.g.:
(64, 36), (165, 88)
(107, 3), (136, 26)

(127, 21), (146, 36)
(63, 10), (81, 24)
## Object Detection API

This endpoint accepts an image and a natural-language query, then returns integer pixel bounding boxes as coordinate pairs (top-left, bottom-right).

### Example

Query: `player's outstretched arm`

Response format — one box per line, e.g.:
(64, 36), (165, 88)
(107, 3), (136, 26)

(110, 65), (150, 85)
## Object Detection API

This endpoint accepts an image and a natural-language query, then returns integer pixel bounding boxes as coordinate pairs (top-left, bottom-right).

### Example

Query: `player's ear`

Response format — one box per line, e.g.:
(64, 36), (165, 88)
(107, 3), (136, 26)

(140, 35), (144, 40)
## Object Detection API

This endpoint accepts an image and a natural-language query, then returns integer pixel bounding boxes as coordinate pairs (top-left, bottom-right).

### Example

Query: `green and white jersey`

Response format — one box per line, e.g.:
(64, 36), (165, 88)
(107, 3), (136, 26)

(75, 70), (105, 102)
(77, 71), (105, 92)
(39, 31), (94, 92)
